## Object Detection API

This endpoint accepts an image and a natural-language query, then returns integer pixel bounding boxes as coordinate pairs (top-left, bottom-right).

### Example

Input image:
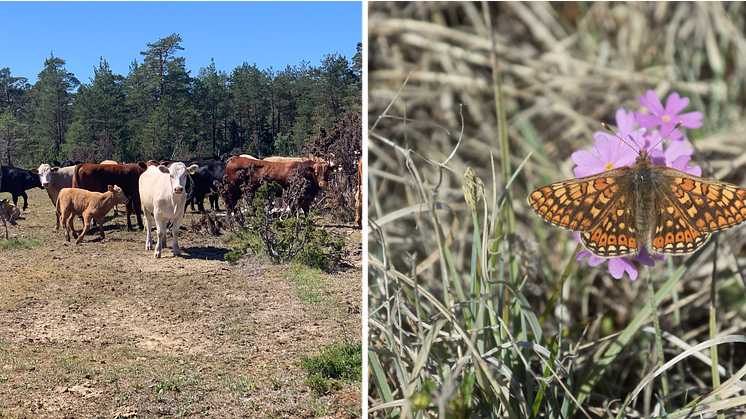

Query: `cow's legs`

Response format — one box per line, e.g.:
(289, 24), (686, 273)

(96, 216), (106, 240)
(144, 210), (155, 251)
(209, 194), (219, 212)
(153, 210), (167, 258)
(66, 213), (78, 239)
(19, 192), (28, 211)
(125, 201), (134, 231)
(171, 211), (185, 256)
(61, 211), (71, 241)
(76, 214), (93, 244)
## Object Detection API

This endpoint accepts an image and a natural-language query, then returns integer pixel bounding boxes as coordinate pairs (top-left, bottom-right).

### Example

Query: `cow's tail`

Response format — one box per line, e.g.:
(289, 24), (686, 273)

(71, 164), (81, 189)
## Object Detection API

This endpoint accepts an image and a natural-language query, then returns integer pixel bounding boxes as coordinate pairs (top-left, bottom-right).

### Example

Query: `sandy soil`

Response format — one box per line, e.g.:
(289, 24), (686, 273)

(0, 188), (362, 418)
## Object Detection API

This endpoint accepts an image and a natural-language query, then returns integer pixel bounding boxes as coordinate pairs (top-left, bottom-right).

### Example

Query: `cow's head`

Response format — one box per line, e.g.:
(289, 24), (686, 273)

(159, 163), (198, 195)
(108, 185), (129, 205)
(31, 164), (59, 188)
(308, 162), (332, 188)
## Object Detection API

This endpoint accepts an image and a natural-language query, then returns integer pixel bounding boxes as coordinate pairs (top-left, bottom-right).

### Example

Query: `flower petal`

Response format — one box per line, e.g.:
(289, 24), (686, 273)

(677, 111), (704, 129)
(671, 155), (702, 176)
(664, 139), (693, 164)
(639, 90), (665, 115)
(635, 113), (662, 129)
(608, 257), (637, 280)
(572, 149), (605, 177)
(664, 93), (689, 115)
(632, 248), (656, 266)
(615, 108), (636, 137)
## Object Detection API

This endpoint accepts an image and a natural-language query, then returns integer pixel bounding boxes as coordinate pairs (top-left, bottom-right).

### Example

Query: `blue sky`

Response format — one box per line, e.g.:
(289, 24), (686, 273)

(1, 1), (362, 84)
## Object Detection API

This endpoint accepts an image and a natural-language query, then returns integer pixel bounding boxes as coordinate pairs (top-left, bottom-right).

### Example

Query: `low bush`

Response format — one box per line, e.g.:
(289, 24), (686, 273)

(224, 182), (344, 271)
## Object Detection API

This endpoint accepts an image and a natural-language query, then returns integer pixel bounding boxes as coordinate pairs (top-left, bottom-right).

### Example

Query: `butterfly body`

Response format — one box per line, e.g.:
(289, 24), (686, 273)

(528, 149), (746, 258)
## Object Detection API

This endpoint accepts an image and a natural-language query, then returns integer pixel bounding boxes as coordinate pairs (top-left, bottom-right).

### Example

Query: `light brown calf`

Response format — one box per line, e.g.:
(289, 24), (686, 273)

(55, 185), (129, 244)
(1, 199), (20, 221)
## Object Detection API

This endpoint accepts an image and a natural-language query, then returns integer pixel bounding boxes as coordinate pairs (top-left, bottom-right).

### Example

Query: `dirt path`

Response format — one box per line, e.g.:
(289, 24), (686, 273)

(0, 188), (362, 418)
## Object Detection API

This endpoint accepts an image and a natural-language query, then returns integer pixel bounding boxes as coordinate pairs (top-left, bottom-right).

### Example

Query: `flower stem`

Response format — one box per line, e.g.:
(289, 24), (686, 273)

(646, 265), (670, 411)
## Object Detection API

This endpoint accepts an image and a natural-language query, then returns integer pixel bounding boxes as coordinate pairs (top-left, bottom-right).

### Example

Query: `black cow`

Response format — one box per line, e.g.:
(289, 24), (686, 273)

(60, 159), (84, 167)
(185, 161), (225, 212)
(1, 166), (43, 210)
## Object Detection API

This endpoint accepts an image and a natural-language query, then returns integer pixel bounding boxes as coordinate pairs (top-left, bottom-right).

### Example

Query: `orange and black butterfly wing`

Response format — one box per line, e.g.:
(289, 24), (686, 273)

(528, 170), (626, 231)
(528, 168), (641, 257)
(578, 193), (641, 257)
(649, 169), (746, 254)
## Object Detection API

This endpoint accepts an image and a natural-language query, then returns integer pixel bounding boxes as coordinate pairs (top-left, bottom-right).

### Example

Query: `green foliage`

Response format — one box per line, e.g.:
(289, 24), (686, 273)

(225, 182), (344, 271)
(0, 238), (40, 251)
(284, 262), (334, 306)
(300, 341), (362, 396)
(223, 229), (262, 264)
(3, 36), (360, 167)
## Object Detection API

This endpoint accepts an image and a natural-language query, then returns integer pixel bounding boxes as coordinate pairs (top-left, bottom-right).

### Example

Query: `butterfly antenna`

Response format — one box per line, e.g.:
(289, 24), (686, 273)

(601, 122), (640, 153)
(648, 121), (684, 151)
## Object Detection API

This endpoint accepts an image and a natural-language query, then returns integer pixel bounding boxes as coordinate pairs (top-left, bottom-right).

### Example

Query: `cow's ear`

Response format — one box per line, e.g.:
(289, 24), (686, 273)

(187, 164), (198, 175)
(158, 165), (170, 174)
(30, 169), (38, 174)
(107, 185), (114, 192)
(138, 162), (148, 169)
(52, 167), (59, 173)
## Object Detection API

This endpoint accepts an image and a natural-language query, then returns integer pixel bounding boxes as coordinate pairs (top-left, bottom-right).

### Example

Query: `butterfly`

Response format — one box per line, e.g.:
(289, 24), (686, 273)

(527, 130), (746, 258)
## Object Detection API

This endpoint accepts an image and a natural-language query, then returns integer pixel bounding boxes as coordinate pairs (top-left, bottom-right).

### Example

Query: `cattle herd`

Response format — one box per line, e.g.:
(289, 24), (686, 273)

(0, 154), (364, 258)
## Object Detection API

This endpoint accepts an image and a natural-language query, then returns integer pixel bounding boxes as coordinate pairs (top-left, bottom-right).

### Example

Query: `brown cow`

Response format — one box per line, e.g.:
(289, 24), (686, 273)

(72, 162), (147, 230)
(55, 185), (129, 244)
(100, 160), (120, 215)
(355, 157), (363, 227)
(224, 156), (332, 213)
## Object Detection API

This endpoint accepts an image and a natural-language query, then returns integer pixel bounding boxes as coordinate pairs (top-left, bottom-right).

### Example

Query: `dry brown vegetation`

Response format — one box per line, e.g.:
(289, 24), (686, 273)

(368, 2), (746, 418)
(0, 187), (361, 418)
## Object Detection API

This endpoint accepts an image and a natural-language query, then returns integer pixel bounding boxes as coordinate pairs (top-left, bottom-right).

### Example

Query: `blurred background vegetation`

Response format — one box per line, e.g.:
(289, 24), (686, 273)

(367, 2), (746, 418)
(0, 34), (362, 166)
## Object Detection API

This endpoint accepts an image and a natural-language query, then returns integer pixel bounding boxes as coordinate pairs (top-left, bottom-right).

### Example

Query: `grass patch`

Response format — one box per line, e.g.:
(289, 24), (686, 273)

(284, 262), (338, 308)
(0, 237), (40, 250)
(299, 341), (362, 396)
(218, 317), (255, 344)
(223, 373), (257, 399)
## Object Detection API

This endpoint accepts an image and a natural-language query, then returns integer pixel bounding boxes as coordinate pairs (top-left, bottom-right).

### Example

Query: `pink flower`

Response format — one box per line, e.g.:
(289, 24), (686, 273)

(571, 109), (642, 178)
(575, 233), (665, 281)
(642, 130), (702, 176)
(636, 90), (703, 139)
(569, 100), (702, 280)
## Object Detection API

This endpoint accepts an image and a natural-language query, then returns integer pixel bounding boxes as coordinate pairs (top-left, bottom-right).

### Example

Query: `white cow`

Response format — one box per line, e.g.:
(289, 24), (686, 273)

(138, 162), (198, 258)
(31, 164), (76, 229)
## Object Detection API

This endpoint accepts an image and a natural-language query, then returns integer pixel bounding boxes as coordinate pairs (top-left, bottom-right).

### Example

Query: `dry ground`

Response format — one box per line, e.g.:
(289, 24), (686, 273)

(0, 187), (362, 418)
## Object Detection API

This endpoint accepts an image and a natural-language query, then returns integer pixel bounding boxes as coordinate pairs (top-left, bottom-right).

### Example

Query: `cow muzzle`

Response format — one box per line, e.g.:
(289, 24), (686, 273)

(174, 187), (184, 194)
(42, 182), (49, 188)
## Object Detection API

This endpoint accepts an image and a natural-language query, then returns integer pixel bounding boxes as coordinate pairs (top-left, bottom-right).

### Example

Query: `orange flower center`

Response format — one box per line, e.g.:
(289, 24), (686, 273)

(605, 162), (615, 170)
(662, 115), (671, 122)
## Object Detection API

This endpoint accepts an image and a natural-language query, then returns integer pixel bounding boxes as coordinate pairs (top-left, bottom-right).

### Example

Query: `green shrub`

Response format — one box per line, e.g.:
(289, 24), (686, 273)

(300, 341), (362, 396)
(225, 182), (344, 271)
